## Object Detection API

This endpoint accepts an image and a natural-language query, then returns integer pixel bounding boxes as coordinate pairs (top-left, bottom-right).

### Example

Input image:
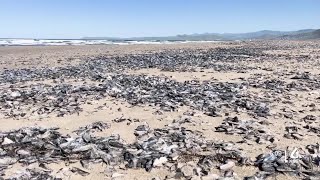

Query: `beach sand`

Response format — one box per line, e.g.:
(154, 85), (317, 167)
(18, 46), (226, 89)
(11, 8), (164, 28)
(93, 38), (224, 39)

(0, 41), (320, 179)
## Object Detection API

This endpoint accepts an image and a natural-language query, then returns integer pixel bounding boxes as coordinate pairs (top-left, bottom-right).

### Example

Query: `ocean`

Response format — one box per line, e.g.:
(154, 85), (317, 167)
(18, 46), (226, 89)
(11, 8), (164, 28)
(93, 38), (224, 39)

(0, 39), (216, 46)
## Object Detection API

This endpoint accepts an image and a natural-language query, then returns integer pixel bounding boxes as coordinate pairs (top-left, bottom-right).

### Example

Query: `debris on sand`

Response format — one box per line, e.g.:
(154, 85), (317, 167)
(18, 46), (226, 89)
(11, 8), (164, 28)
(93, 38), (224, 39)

(73, 121), (110, 135)
(0, 75), (269, 119)
(215, 116), (275, 144)
(253, 145), (320, 179)
(284, 126), (304, 140)
(0, 47), (276, 119)
(3, 121), (316, 179)
(0, 123), (251, 179)
(1, 41), (320, 179)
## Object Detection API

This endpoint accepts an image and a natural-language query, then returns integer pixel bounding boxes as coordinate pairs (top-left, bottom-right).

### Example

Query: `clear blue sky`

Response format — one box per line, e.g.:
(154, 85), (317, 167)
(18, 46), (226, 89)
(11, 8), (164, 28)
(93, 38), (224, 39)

(1, 0), (319, 38)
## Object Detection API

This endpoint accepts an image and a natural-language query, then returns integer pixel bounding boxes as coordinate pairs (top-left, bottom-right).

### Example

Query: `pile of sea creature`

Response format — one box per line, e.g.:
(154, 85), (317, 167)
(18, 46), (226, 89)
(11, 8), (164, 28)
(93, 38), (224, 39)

(0, 74), (271, 119)
(1, 121), (320, 179)
(1, 41), (320, 179)
(215, 116), (276, 144)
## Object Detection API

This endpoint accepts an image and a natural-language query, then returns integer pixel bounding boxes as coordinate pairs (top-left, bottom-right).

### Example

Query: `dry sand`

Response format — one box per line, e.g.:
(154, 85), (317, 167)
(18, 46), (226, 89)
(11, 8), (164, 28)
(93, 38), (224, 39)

(0, 41), (320, 180)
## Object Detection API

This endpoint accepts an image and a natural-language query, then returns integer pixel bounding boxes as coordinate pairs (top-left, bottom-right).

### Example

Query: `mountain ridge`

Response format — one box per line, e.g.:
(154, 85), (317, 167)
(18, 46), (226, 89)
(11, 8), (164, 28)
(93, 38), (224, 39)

(82, 29), (320, 41)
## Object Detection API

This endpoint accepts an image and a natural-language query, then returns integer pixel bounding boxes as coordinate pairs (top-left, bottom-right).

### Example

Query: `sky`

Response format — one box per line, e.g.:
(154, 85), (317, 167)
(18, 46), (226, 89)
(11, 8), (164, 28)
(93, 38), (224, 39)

(0, 0), (320, 39)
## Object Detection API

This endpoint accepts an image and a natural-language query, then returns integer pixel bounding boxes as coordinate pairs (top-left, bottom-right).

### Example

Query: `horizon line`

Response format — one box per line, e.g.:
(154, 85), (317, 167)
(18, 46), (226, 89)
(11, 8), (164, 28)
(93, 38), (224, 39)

(0, 28), (318, 40)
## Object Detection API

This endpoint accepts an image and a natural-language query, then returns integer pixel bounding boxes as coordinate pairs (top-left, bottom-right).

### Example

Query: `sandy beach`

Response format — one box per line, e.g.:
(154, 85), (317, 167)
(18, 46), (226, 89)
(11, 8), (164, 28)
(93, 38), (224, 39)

(1, 40), (320, 180)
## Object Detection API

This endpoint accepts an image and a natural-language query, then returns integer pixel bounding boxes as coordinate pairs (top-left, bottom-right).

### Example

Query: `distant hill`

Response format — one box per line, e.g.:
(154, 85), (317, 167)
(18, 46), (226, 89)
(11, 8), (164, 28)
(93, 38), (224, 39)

(281, 29), (320, 40)
(82, 29), (320, 41)
(220, 29), (315, 40)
